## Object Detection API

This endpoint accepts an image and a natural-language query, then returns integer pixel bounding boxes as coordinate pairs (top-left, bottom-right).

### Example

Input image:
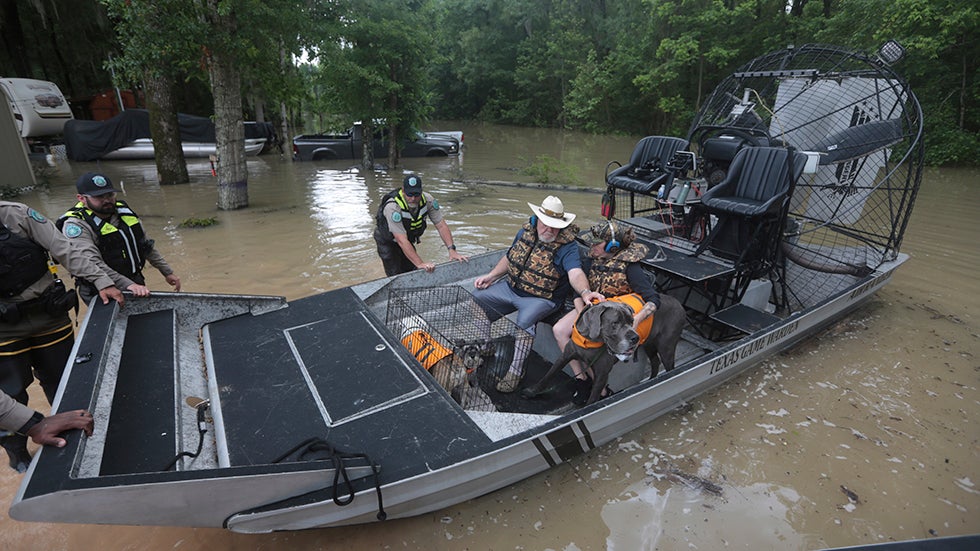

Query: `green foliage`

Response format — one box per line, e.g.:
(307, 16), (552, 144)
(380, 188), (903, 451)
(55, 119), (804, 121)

(923, 112), (980, 165)
(309, 0), (434, 157)
(12, 0), (980, 167)
(425, 0), (979, 165)
(178, 217), (219, 228)
(518, 154), (581, 185)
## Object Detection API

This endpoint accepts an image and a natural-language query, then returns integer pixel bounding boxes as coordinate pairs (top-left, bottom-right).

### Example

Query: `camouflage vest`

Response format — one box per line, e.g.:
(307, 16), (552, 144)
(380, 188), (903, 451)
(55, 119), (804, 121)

(506, 220), (579, 300)
(587, 242), (649, 297)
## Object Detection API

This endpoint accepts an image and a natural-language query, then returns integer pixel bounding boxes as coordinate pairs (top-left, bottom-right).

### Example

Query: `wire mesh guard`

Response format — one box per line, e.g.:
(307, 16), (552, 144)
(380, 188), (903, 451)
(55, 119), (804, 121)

(610, 44), (923, 314)
(385, 286), (532, 411)
(689, 44), (923, 310)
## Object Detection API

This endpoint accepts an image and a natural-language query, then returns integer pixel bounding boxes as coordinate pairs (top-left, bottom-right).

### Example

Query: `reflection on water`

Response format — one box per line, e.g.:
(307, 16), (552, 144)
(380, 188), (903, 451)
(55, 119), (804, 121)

(4, 125), (979, 549)
(602, 478), (807, 550)
(25, 122), (635, 299)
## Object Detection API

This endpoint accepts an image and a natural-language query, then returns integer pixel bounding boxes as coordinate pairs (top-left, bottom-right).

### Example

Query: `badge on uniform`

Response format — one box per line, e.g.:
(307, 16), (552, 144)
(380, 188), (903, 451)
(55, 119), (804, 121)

(64, 223), (83, 238)
(432, 199), (440, 210)
(391, 212), (402, 223)
(28, 208), (46, 222)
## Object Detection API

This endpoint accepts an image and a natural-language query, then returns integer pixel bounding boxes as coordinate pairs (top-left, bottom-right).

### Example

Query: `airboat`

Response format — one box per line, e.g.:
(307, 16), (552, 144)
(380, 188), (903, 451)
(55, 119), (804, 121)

(12, 42), (923, 533)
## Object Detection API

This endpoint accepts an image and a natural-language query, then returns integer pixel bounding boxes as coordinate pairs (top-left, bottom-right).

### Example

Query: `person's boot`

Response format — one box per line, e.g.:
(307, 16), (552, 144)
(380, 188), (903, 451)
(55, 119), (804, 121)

(571, 377), (594, 406)
(495, 369), (523, 393)
(1, 433), (32, 473)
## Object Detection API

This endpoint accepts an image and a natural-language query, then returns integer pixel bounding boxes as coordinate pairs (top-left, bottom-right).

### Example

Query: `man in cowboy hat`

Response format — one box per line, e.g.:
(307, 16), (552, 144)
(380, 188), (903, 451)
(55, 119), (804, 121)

(373, 173), (469, 276)
(472, 195), (603, 392)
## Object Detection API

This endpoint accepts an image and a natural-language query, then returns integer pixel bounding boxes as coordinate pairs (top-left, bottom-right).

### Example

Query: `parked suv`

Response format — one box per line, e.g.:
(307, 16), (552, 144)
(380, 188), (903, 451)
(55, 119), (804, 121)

(293, 123), (460, 161)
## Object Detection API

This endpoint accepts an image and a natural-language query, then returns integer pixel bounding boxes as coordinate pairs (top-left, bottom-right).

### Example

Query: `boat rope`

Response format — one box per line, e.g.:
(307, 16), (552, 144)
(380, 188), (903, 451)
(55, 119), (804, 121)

(272, 437), (387, 521)
(161, 399), (210, 472)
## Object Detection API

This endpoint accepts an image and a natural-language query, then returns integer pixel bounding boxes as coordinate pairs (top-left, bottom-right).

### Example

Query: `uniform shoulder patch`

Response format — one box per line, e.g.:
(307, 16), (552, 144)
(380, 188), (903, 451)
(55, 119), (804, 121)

(28, 208), (46, 222)
(391, 212), (402, 223)
(64, 223), (83, 238)
(431, 199), (440, 210)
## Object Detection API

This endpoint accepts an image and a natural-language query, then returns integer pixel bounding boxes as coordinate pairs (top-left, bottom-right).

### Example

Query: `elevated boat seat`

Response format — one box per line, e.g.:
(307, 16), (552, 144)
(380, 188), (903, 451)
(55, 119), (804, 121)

(694, 146), (807, 269)
(606, 136), (689, 194)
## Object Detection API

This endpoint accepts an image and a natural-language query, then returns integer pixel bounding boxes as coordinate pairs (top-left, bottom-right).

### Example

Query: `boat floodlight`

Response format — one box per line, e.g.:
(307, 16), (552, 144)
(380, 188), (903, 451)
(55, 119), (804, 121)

(877, 40), (906, 65)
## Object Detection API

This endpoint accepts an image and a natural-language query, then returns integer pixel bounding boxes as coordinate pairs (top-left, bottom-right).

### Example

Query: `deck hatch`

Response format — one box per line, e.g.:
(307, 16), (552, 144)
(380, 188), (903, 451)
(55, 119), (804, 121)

(284, 312), (422, 423)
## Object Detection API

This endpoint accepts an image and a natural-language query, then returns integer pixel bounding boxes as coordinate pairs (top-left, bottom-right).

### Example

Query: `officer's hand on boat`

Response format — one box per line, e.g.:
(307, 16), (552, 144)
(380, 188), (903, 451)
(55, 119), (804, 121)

(98, 285), (125, 306)
(165, 273), (182, 292)
(26, 410), (94, 448)
(127, 283), (150, 297)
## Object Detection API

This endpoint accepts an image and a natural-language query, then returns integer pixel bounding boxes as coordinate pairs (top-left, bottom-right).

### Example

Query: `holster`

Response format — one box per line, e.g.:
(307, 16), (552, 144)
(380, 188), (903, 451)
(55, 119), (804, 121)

(39, 279), (79, 316)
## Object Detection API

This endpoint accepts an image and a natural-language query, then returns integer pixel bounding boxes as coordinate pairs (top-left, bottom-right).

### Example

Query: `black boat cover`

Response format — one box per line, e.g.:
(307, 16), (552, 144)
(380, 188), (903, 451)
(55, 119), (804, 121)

(64, 109), (276, 161)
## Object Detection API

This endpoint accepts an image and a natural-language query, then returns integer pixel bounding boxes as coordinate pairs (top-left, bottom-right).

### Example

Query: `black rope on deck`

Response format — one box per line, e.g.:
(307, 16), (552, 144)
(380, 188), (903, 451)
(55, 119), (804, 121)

(273, 437), (387, 521)
(161, 400), (210, 472)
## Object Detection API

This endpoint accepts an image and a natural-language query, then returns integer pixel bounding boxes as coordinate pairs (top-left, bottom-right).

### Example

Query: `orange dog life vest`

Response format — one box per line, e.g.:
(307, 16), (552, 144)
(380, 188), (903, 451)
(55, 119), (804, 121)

(401, 330), (453, 370)
(571, 293), (653, 349)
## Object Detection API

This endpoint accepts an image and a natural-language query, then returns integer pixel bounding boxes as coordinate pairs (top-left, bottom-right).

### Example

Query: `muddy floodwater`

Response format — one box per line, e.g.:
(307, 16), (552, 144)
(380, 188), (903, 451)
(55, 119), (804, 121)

(2, 122), (977, 550)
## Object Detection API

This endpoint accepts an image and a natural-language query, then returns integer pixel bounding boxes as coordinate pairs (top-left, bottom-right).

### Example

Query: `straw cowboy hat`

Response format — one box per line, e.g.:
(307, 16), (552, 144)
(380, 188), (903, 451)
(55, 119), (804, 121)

(528, 196), (576, 229)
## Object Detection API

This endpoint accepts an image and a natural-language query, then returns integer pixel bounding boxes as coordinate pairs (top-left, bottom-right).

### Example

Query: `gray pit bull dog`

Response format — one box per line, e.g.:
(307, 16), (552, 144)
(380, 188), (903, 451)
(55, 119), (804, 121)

(521, 294), (685, 405)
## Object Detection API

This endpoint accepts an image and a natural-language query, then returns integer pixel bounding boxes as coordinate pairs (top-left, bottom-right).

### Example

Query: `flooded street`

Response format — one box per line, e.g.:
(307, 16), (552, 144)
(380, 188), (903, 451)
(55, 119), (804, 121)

(2, 122), (977, 550)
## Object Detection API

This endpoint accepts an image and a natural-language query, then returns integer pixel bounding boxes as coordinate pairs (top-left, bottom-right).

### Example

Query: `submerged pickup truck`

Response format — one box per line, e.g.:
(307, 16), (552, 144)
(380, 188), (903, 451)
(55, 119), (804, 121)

(292, 123), (460, 161)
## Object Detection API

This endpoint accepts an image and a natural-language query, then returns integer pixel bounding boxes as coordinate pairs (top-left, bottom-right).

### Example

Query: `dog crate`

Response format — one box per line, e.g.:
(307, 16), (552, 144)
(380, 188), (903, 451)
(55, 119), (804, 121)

(385, 286), (532, 411)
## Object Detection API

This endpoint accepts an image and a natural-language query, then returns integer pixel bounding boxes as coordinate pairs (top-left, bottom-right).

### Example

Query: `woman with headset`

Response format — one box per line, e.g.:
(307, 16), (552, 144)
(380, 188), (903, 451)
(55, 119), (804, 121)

(552, 220), (662, 404)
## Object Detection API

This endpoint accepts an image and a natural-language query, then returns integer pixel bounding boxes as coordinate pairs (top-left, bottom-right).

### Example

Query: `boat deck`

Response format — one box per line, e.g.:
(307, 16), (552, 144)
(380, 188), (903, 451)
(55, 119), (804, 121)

(204, 288), (495, 475)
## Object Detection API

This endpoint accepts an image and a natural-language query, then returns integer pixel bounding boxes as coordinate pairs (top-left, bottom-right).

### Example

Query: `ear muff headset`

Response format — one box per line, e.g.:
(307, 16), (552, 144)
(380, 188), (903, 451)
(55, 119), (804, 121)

(604, 220), (621, 253)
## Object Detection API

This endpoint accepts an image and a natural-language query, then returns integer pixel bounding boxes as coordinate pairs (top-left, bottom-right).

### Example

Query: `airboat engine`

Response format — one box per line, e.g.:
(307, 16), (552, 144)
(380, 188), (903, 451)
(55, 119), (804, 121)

(695, 91), (772, 185)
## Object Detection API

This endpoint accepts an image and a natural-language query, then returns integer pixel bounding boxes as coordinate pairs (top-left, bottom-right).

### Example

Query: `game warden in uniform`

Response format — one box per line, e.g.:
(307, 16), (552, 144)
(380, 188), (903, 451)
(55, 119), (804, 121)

(0, 201), (123, 471)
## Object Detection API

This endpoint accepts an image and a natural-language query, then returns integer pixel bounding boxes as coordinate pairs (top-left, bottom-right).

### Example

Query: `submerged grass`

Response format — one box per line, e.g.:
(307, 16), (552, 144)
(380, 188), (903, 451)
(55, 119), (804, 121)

(179, 217), (219, 228)
(519, 154), (581, 186)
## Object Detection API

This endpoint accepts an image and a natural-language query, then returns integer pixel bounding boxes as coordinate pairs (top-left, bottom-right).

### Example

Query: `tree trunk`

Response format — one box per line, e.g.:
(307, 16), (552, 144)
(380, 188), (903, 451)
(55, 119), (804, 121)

(144, 70), (189, 185)
(205, 1), (248, 210)
(279, 100), (291, 157)
(361, 120), (374, 170)
(277, 45), (292, 157)
(387, 121), (399, 169)
(387, 91), (399, 168)
(251, 90), (265, 122)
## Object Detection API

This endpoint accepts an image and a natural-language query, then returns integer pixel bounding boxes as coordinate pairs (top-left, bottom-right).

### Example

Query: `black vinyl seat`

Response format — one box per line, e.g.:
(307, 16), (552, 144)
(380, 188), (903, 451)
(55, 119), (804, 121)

(606, 136), (689, 194)
(694, 146), (807, 273)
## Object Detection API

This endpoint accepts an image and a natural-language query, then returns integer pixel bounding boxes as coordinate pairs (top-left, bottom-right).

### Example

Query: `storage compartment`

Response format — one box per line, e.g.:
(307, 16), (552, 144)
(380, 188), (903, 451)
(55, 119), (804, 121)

(740, 278), (773, 312)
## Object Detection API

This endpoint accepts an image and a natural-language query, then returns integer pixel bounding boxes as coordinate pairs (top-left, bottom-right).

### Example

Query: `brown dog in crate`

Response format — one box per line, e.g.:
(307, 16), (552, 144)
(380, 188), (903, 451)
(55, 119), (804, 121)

(401, 329), (482, 396)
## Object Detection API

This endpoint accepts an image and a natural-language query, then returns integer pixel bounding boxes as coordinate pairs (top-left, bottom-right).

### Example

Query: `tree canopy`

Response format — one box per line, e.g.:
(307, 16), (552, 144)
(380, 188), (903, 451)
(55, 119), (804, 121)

(1, 0), (976, 166)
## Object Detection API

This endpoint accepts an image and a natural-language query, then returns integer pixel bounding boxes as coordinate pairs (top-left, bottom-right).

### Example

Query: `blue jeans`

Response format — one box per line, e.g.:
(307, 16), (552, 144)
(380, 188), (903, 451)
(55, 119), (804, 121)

(471, 280), (558, 336)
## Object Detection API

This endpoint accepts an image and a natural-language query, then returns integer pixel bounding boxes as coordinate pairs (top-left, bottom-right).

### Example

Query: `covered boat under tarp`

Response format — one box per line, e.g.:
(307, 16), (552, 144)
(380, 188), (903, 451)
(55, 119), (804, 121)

(63, 109), (275, 161)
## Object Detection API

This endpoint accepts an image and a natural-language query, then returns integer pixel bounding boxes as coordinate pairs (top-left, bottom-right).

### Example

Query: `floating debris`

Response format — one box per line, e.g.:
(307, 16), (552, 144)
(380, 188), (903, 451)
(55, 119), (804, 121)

(667, 466), (724, 496)
(840, 485), (860, 504)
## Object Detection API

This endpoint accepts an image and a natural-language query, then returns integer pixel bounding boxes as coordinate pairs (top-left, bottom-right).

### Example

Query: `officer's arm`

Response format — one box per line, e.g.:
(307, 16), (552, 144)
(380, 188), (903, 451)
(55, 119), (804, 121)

(393, 232), (428, 269)
(433, 219), (468, 263)
(61, 220), (135, 292)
